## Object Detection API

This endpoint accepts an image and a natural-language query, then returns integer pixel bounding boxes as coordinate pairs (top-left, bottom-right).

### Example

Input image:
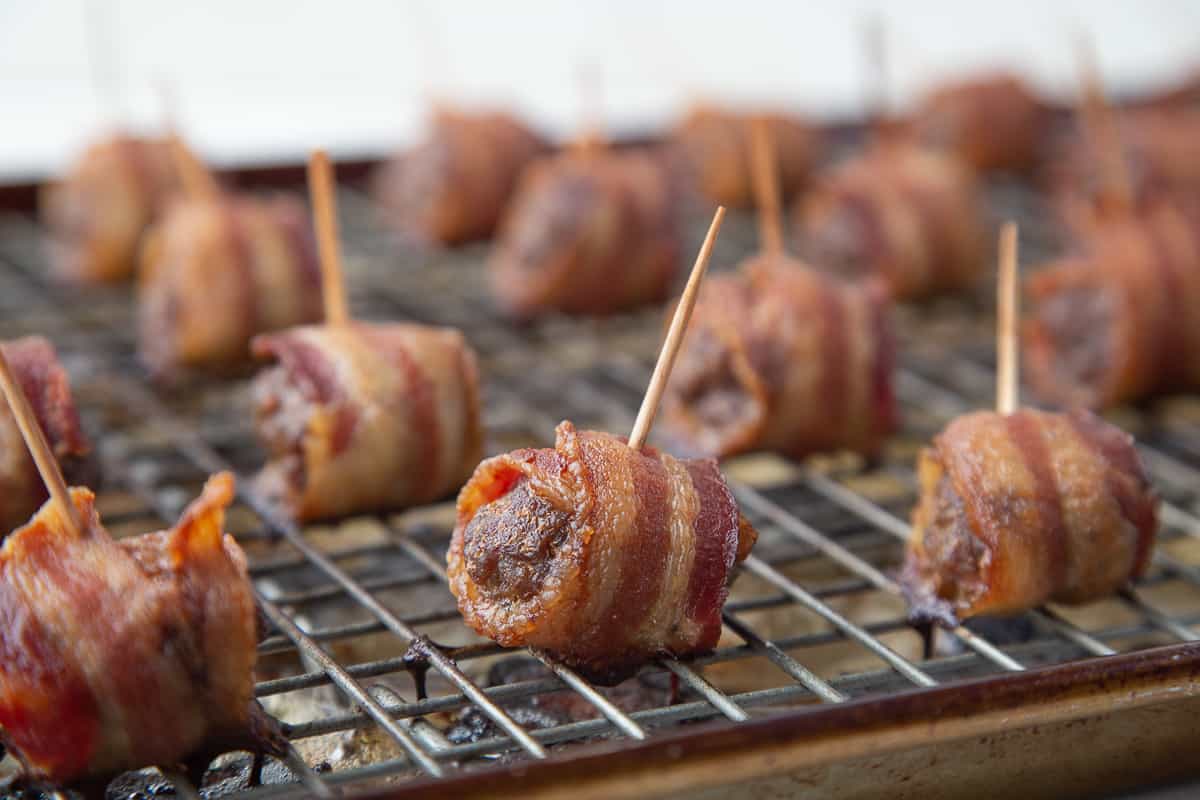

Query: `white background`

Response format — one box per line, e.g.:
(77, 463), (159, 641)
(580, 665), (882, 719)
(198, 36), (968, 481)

(1, 0), (1197, 181)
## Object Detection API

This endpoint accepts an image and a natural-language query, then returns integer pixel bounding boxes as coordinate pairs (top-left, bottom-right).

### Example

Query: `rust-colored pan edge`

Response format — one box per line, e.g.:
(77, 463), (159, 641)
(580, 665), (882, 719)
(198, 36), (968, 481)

(355, 641), (1200, 800)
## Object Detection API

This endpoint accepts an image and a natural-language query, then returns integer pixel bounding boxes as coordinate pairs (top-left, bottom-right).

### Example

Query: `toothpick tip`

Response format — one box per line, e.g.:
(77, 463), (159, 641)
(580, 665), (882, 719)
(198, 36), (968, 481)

(627, 206), (725, 450)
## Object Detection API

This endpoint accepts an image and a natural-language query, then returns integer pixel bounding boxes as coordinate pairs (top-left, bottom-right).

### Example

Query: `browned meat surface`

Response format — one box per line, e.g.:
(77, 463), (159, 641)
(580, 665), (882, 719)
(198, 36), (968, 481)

(1024, 202), (1200, 409)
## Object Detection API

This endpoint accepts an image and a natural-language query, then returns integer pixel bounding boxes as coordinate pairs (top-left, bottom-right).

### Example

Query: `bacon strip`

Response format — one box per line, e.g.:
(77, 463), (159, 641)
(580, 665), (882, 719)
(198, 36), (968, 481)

(900, 409), (1159, 626)
(1023, 202), (1200, 409)
(671, 106), (821, 208)
(914, 73), (1046, 174)
(373, 110), (547, 245)
(0, 473), (283, 784)
(447, 422), (757, 682)
(488, 149), (681, 318)
(1051, 107), (1200, 223)
(252, 322), (482, 521)
(0, 337), (89, 535)
(661, 257), (896, 461)
(137, 195), (323, 377)
(794, 142), (984, 299)
(40, 135), (178, 284)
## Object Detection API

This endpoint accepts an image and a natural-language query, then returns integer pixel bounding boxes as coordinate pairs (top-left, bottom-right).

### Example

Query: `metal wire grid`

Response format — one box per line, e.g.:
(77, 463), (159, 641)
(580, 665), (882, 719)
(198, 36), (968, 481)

(0, 176), (1198, 798)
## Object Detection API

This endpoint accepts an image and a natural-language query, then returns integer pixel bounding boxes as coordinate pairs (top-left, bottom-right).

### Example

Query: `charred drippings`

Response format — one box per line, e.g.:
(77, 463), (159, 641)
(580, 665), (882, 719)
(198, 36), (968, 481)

(402, 635), (438, 701)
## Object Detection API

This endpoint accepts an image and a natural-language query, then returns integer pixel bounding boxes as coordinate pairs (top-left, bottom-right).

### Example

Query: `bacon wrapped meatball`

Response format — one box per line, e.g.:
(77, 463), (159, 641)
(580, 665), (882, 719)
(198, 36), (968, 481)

(1024, 202), (1200, 409)
(138, 195), (322, 376)
(0, 472), (284, 785)
(672, 106), (820, 207)
(794, 142), (985, 300)
(914, 73), (1046, 174)
(40, 135), (177, 283)
(662, 256), (895, 460)
(488, 150), (681, 318)
(373, 110), (547, 244)
(1052, 108), (1200, 225)
(252, 322), (482, 521)
(0, 336), (88, 535)
(901, 409), (1158, 626)
(447, 421), (757, 682)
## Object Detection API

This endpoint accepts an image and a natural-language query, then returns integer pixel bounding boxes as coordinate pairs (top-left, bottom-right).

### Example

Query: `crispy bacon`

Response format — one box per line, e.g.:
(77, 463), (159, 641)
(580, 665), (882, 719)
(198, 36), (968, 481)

(1052, 107), (1200, 224)
(40, 135), (178, 284)
(672, 106), (821, 207)
(373, 110), (547, 245)
(661, 256), (896, 460)
(488, 150), (681, 318)
(446, 421), (757, 682)
(252, 322), (482, 521)
(1024, 202), (1200, 409)
(900, 409), (1158, 626)
(794, 141), (985, 299)
(138, 195), (322, 377)
(914, 73), (1046, 174)
(0, 337), (88, 535)
(0, 473), (284, 784)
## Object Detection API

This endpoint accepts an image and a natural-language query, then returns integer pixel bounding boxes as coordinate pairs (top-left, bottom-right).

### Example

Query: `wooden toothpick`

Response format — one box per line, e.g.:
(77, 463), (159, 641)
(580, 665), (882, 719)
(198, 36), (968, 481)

(1076, 35), (1133, 217)
(0, 348), (82, 535)
(167, 134), (221, 203)
(996, 221), (1020, 415)
(575, 62), (606, 156)
(863, 13), (888, 127)
(628, 206), (726, 451)
(84, 0), (123, 131)
(748, 116), (785, 256)
(307, 149), (350, 326)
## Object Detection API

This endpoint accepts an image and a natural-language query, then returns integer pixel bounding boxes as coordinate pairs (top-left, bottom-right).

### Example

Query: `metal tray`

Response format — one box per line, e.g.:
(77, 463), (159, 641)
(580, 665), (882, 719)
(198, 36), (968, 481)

(0, 163), (1198, 799)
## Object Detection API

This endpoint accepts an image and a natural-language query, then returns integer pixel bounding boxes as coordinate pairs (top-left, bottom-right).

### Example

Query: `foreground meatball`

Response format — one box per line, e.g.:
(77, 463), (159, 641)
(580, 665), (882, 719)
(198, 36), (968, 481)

(447, 421), (757, 682)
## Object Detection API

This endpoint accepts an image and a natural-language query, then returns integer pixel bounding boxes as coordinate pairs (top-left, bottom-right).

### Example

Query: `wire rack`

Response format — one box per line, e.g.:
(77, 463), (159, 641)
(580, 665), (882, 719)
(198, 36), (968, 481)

(1, 170), (1200, 799)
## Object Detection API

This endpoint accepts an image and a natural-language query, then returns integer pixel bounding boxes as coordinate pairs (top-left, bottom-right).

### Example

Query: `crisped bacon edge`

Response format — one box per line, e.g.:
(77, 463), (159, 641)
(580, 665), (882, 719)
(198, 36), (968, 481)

(682, 458), (745, 650)
(0, 475), (286, 788)
(0, 488), (105, 783)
